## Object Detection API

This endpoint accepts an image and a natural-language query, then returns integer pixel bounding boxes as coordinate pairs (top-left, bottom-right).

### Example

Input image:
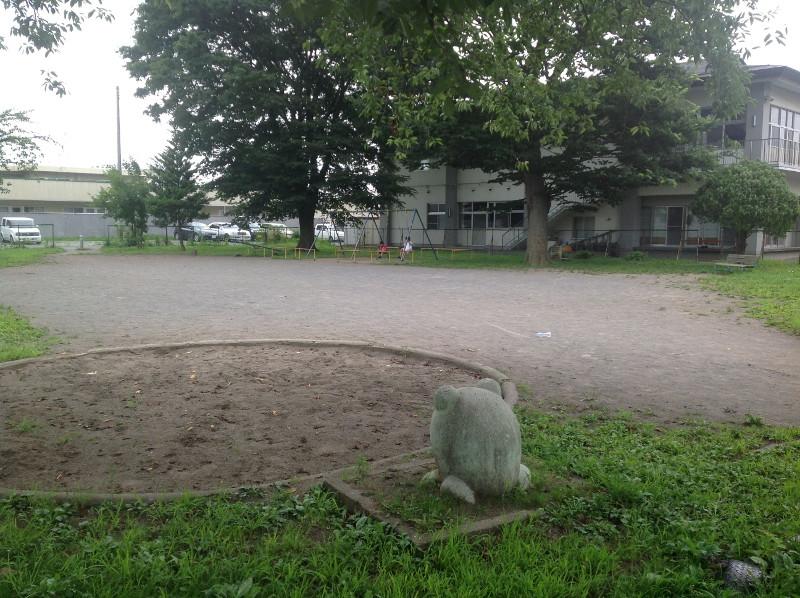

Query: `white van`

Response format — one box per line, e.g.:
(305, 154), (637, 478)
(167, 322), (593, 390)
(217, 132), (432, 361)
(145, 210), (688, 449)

(315, 222), (343, 243)
(0, 217), (42, 244)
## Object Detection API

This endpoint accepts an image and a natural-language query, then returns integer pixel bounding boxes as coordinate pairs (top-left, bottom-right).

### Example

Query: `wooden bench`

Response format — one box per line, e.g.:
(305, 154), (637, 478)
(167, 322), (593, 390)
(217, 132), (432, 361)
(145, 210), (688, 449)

(713, 253), (758, 272)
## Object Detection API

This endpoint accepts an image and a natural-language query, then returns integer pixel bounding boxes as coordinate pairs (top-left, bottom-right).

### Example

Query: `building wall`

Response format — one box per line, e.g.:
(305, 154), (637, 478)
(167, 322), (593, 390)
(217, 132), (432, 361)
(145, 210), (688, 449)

(549, 203), (620, 244)
(0, 166), (229, 229)
(395, 166), (526, 247)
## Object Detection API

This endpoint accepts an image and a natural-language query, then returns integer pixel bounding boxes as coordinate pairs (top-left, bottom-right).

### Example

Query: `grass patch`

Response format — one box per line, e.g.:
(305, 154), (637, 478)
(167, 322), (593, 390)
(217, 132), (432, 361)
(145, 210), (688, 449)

(361, 249), (717, 273)
(704, 259), (800, 334)
(101, 238), (341, 257)
(375, 458), (582, 533)
(0, 246), (61, 268)
(11, 418), (38, 433)
(97, 240), (712, 273)
(3, 412), (799, 595)
(0, 306), (55, 362)
(553, 255), (713, 274)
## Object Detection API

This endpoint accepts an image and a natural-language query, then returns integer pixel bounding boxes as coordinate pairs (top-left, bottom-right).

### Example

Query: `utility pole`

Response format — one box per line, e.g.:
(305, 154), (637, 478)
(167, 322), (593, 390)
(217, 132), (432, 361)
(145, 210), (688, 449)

(116, 86), (122, 172)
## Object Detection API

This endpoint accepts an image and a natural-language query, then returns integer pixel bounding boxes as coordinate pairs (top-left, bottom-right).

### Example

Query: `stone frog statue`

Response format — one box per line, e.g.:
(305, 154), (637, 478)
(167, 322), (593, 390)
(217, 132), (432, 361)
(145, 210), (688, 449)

(424, 378), (530, 504)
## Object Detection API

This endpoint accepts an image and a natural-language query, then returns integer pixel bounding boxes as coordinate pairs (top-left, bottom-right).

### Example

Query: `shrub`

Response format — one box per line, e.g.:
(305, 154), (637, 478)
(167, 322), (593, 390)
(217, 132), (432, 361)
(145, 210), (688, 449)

(573, 250), (593, 259)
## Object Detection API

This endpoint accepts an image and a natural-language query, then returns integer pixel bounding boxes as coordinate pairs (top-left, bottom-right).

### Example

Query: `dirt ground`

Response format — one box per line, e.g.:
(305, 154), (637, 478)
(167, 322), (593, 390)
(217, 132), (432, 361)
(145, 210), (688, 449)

(0, 345), (481, 492)
(2, 253), (799, 426)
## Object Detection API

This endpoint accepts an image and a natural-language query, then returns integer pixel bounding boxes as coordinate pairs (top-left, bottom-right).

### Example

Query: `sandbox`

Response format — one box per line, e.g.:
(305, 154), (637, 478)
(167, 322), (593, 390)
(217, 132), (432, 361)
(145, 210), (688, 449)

(0, 342), (494, 494)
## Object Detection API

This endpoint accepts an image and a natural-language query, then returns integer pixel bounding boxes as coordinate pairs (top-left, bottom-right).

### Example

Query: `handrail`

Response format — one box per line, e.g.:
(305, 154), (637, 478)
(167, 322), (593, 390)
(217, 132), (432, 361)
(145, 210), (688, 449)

(706, 139), (800, 171)
(500, 227), (526, 249)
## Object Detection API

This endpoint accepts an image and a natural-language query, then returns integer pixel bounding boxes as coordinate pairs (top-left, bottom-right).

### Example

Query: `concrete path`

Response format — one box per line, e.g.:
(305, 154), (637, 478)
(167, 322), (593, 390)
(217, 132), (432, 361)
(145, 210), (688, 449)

(4, 253), (798, 424)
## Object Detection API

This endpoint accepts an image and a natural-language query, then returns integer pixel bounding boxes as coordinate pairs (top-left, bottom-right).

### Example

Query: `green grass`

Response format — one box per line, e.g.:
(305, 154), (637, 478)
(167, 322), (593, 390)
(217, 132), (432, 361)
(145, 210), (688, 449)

(0, 246), (61, 268)
(380, 460), (583, 533)
(11, 418), (38, 434)
(0, 306), (55, 362)
(704, 259), (800, 334)
(0, 248), (59, 362)
(3, 412), (799, 596)
(97, 240), (713, 272)
(553, 255), (714, 274)
(101, 238), (341, 257)
(57, 236), (107, 242)
(346, 249), (718, 273)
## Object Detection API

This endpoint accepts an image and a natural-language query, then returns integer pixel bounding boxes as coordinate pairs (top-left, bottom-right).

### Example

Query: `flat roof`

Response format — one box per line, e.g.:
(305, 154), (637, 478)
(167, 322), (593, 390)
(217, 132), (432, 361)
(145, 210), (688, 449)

(2, 165), (108, 175)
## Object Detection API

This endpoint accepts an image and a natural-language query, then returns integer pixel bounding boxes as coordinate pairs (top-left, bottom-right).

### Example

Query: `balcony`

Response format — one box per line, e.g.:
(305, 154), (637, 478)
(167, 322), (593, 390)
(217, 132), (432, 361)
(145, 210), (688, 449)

(711, 139), (800, 171)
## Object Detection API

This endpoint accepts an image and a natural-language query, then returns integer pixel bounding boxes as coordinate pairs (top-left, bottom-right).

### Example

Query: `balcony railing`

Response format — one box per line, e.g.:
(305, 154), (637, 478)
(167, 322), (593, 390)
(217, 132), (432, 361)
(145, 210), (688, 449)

(711, 139), (800, 171)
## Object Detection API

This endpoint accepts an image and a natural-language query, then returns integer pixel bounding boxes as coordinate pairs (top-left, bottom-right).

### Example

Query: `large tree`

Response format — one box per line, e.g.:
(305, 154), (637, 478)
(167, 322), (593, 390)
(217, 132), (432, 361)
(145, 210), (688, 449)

(321, 0), (778, 264)
(693, 160), (800, 253)
(123, 1), (408, 249)
(148, 135), (208, 250)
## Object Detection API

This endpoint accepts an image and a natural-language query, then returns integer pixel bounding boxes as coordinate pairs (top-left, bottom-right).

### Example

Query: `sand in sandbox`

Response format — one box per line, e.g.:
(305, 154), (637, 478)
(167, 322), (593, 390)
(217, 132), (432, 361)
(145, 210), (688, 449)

(0, 345), (482, 493)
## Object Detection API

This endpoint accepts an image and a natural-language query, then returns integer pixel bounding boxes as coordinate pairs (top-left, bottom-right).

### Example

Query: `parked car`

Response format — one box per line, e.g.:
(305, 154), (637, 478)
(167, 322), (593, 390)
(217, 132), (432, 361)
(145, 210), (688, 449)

(207, 222), (251, 242)
(265, 222), (294, 238)
(315, 223), (343, 243)
(0, 217), (42, 244)
(248, 222), (265, 239)
(175, 222), (214, 241)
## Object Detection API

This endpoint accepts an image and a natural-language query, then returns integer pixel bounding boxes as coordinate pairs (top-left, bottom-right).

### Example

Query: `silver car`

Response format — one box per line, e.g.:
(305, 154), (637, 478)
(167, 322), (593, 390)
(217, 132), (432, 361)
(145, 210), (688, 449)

(207, 222), (252, 242)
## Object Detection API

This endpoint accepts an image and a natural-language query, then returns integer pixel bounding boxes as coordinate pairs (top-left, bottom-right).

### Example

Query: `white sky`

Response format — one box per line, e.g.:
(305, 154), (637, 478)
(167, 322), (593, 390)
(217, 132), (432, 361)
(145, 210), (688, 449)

(0, 0), (798, 169)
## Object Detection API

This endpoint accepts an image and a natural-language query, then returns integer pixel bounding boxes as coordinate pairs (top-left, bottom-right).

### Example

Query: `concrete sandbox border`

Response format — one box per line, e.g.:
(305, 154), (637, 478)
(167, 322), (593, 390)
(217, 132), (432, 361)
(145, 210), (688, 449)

(0, 338), (518, 505)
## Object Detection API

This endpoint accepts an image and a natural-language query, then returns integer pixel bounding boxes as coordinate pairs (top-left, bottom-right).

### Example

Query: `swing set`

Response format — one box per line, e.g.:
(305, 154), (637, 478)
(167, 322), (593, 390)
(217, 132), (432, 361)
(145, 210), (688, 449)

(344, 208), (438, 261)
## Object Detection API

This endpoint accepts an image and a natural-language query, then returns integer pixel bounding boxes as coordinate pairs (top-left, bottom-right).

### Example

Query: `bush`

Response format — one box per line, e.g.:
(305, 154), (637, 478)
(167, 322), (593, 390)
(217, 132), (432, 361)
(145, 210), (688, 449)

(573, 250), (593, 259)
(625, 251), (646, 261)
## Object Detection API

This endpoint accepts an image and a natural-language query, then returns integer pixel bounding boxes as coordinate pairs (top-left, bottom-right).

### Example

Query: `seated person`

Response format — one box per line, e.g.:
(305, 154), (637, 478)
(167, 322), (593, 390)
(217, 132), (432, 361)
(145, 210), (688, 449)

(400, 237), (413, 260)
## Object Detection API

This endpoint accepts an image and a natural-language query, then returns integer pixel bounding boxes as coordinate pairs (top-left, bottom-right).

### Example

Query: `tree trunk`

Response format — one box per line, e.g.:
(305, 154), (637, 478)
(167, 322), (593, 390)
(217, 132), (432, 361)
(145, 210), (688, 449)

(297, 204), (317, 249)
(524, 171), (551, 266)
(735, 230), (748, 254)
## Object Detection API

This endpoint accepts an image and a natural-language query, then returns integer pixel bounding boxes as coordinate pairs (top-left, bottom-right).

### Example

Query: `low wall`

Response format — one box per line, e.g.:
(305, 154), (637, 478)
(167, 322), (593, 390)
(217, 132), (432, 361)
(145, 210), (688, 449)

(31, 213), (110, 238)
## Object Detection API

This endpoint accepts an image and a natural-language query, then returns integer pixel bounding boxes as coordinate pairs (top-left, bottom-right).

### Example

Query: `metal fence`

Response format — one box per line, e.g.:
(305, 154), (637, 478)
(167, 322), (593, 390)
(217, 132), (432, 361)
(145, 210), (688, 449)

(9, 211), (797, 256)
(331, 225), (800, 256)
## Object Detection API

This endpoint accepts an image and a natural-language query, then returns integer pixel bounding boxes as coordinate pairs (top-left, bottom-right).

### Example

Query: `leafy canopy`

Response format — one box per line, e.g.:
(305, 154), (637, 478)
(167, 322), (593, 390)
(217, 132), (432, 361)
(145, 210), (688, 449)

(693, 160), (800, 246)
(0, 109), (48, 193)
(93, 162), (150, 247)
(320, 0), (775, 155)
(320, 0), (769, 264)
(123, 0), (408, 248)
(148, 135), (207, 248)
(1, 0), (113, 95)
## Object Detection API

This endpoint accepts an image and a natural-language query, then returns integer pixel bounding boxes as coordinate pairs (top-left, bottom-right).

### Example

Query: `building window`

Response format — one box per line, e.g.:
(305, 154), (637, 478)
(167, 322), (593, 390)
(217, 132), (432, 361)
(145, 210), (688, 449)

(768, 105), (800, 169)
(11, 207), (21, 213)
(641, 206), (685, 246)
(426, 203), (447, 230)
(685, 217), (721, 246)
(459, 201), (524, 229)
(765, 233), (787, 249)
(23, 206), (45, 213)
(572, 216), (595, 240)
(65, 206), (104, 214)
(459, 202), (473, 229)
